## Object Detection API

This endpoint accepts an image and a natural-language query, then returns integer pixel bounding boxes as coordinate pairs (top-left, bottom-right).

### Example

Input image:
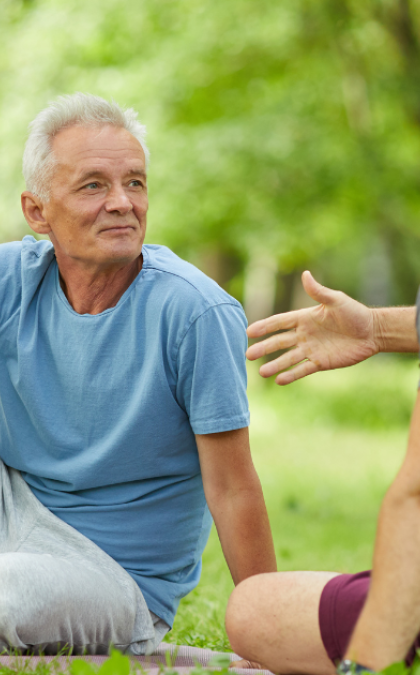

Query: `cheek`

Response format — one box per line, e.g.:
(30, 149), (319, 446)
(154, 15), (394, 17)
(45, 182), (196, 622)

(132, 198), (148, 221)
(53, 207), (98, 243)
(73, 203), (104, 230)
(139, 195), (149, 216)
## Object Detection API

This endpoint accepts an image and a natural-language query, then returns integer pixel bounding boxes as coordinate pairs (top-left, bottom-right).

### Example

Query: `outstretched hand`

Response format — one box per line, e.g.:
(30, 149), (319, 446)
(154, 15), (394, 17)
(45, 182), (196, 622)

(246, 271), (379, 385)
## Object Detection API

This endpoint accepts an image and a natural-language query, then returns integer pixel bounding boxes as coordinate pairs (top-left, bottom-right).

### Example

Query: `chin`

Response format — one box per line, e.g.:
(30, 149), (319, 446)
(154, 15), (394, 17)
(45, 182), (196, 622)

(99, 241), (142, 265)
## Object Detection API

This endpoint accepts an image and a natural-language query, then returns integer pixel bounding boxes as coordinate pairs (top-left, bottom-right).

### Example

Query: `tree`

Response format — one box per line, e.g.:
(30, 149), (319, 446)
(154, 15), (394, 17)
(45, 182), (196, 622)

(1, 0), (420, 311)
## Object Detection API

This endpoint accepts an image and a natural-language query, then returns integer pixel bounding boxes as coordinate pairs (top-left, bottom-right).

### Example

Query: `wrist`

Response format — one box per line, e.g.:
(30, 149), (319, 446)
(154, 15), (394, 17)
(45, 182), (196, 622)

(371, 306), (418, 354)
(371, 307), (387, 354)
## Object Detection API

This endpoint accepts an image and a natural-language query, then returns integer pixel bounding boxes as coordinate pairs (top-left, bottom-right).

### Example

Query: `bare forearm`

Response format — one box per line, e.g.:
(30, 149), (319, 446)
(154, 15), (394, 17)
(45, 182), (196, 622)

(346, 487), (420, 669)
(211, 485), (277, 585)
(196, 429), (277, 584)
(373, 306), (418, 353)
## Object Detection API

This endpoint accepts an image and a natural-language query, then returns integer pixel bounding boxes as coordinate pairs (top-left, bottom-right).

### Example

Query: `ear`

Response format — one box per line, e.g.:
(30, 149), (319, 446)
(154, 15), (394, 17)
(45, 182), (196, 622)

(21, 191), (52, 235)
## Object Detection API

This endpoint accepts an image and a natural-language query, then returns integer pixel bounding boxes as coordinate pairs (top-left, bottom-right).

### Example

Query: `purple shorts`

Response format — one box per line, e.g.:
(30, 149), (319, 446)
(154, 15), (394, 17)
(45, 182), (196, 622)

(319, 571), (420, 665)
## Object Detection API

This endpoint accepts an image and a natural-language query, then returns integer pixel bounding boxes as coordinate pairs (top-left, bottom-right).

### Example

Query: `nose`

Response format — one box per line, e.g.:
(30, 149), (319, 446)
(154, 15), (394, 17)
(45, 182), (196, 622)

(104, 186), (133, 214)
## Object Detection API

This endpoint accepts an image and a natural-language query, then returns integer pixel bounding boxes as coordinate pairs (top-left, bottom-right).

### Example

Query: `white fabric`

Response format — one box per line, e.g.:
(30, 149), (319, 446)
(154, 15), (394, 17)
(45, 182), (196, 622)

(0, 458), (168, 655)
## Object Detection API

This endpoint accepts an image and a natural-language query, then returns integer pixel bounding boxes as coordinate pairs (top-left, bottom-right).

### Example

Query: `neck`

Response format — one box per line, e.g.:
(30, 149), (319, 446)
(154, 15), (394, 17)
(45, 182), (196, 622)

(56, 255), (143, 315)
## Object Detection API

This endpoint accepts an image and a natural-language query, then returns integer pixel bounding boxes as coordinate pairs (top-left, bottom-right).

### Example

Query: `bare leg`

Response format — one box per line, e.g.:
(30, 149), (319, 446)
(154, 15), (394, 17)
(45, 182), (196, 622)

(225, 571), (339, 675)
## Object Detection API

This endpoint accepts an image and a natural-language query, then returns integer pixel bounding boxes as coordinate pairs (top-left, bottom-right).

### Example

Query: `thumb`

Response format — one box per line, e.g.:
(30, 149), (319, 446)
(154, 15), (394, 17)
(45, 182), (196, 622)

(301, 271), (339, 306)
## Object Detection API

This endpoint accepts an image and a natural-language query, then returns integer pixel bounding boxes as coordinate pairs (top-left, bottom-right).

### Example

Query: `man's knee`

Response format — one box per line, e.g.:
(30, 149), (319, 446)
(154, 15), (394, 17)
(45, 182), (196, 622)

(226, 571), (338, 675)
(226, 574), (270, 657)
(0, 558), (27, 649)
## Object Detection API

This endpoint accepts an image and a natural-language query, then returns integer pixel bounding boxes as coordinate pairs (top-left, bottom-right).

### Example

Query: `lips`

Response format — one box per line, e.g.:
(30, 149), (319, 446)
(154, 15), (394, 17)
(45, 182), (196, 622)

(100, 225), (135, 232)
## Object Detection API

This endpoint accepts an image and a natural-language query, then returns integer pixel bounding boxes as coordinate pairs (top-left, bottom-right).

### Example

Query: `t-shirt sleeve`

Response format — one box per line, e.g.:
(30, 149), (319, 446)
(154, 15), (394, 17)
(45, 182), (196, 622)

(175, 302), (250, 434)
(0, 241), (23, 327)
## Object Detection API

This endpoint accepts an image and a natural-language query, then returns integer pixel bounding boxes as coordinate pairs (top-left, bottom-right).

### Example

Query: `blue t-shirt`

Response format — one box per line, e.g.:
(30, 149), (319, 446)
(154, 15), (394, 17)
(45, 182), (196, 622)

(0, 236), (249, 626)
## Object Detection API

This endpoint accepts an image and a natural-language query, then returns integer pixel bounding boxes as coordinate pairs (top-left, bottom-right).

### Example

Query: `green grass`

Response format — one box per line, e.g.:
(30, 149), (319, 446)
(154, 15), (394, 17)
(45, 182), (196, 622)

(0, 650), (233, 675)
(165, 354), (419, 650)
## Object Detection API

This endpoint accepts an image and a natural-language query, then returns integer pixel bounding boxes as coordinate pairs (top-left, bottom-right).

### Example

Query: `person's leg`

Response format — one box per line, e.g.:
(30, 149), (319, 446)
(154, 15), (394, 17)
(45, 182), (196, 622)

(226, 571), (339, 675)
(0, 460), (168, 654)
(0, 551), (151, 654)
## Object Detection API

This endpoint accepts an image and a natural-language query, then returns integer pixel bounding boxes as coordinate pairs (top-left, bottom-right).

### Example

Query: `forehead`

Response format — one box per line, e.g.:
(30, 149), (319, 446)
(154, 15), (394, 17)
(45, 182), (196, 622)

(51, 124), (146, 176)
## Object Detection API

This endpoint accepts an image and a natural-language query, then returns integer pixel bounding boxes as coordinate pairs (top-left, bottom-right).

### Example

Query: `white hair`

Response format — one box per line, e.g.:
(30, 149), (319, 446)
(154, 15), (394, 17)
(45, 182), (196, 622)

(22, 92), (150, 201)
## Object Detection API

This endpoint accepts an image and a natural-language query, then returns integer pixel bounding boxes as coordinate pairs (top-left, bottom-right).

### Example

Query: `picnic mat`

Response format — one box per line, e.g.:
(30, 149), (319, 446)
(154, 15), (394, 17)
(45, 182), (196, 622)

(0, 643), (274, 675)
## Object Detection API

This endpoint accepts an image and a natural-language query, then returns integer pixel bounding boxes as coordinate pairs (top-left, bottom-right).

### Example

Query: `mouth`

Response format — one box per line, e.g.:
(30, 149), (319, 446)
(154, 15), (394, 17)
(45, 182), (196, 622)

(100, 225), (136, 234)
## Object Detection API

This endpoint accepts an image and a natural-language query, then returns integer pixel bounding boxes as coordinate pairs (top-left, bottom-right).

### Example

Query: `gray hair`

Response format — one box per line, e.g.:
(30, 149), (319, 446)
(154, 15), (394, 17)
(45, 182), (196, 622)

(22, 92), (149, 201)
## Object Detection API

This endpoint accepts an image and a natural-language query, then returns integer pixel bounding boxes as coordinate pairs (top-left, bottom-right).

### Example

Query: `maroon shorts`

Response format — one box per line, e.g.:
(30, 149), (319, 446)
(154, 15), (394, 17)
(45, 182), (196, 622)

(319, 571), (420, 666)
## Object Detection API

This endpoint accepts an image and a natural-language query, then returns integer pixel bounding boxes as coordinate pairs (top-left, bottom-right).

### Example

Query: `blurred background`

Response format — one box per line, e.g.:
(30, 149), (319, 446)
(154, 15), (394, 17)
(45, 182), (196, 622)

(2, 0), (420, 648)
(3, 0), (420, 320)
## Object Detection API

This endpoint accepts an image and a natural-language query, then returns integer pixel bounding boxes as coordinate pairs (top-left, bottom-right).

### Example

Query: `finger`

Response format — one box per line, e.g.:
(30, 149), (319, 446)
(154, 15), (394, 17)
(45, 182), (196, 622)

(229, 660), (262, 670)
(246, 330), (297, 360)
(259, 346), (306, 378)
(301, 270), (338, 306)
(247, 309), (303, 338)
(247, 274), (337, 338)
(275, 359), (319, 385)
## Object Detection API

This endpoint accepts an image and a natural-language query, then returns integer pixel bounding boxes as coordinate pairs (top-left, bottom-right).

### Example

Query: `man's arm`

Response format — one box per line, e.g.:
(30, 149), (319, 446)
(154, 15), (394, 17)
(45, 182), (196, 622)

(345, 391), (420, 671)
(246, 271), (418, 385)
(195, 428), (277, 584)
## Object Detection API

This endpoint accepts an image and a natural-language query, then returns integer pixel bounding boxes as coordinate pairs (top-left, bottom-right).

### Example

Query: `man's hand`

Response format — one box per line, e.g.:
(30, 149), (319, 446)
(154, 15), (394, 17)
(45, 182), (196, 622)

(246, 271), (378, 385)
(246, 271), (418, 385)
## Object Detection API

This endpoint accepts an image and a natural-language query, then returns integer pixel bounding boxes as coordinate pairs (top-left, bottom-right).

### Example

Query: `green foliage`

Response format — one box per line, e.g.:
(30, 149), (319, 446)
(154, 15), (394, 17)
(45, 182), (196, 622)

(70, 660), (96, 675)
(163, 592), (232, 651)
(381, 661), (409, 675)
(207, 655), (231, 669)
(252, 354), (418, 430)
(2, 1), (420, 304)
(67, 649), (233, 675)
(71, 651), (130, 675)
(0, 655), (68, 675)
(67, 648), (233, 675)
(1, 646), (420, 675)
(410, 652), (420, 675)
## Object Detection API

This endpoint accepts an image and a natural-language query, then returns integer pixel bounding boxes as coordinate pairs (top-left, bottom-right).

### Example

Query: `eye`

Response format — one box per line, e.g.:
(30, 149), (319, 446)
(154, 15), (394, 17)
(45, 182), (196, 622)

(85, 182), (99, 189)
(129, 179), (143, 187)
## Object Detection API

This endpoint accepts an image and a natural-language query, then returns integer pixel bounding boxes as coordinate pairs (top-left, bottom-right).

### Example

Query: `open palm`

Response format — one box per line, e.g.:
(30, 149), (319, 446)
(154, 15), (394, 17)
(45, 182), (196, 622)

(246, 272), (378, 385)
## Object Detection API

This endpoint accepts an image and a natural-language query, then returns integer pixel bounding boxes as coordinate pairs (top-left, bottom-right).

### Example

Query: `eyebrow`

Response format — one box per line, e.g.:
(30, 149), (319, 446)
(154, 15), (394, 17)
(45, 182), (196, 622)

(127, 168), (147, 178)
(77, 168), (147, 183)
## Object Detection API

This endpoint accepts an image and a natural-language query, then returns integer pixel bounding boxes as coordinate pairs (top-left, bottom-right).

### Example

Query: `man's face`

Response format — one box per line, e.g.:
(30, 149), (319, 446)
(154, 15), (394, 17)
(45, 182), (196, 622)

(40, 124), (148, 270)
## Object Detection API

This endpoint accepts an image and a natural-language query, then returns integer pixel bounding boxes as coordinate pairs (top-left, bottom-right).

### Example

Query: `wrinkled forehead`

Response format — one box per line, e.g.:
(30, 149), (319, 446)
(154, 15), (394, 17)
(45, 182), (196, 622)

(51, 124), (146, 177)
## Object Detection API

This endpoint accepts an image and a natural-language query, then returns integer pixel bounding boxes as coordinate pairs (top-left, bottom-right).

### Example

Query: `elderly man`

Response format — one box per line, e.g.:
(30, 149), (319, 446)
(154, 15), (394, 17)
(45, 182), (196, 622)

(226, 271), (420, 674)
(0, 92), (276, 655)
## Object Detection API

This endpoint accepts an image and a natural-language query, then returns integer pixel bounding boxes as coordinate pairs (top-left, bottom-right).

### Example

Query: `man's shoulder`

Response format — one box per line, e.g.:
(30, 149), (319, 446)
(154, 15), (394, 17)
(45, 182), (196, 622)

(0, 238), (24, 269)
(142, 244), (242, 312)
(0, 236), (55, 321)
(0, 235), (54, 271)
